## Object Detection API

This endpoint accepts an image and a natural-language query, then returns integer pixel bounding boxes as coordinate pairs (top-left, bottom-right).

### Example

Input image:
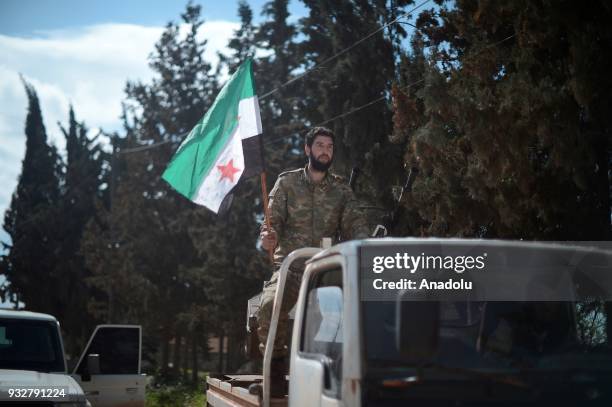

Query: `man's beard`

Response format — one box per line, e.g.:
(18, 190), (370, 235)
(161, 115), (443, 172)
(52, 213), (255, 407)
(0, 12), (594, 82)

(309, 153), (332, 172)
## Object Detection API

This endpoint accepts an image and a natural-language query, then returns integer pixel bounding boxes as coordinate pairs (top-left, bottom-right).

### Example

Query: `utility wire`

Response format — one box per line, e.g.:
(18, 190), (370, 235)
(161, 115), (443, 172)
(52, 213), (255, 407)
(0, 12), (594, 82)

(121, 13), (515, 155)
(3, 17), (517, 240)
(119, 138), (173, 154)
(4, 2), (432, 159)
(264, 78), (426, 148)
(263, 95), (385, 148)
(263, 32), (517, 148)
(258, 0), (433, 101)
(460, 33), (516, 61)
(120, 1), (432, 155)
(398, 20), (419, 29)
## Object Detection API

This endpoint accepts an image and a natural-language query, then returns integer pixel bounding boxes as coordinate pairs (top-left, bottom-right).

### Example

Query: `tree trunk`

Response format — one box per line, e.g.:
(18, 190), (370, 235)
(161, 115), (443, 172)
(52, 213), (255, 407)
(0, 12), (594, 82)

(173, 332), (182, 375)
(160, 327), (171, 376)
(191, 328), (199, 384)
(183, 332), (190, 383)
(217, 330), (224, 373)
(226, 330), (232, 372)
(107, 284), (114, 323)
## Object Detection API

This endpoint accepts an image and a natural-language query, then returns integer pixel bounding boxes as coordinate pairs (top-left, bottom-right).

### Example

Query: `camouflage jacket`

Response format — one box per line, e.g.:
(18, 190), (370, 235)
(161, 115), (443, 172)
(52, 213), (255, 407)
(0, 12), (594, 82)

(268, 166), (370, 266)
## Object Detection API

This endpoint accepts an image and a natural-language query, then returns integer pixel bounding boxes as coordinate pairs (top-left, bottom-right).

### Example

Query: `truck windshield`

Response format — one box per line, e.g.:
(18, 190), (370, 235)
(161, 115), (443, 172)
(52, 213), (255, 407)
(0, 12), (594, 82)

(0, 318), (65, 372)
(364, 300), (612, 372)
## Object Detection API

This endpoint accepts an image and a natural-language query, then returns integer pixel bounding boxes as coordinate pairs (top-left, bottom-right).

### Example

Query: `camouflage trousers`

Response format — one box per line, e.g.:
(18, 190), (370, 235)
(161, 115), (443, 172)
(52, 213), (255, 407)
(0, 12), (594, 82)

(257, 266), (304, 358)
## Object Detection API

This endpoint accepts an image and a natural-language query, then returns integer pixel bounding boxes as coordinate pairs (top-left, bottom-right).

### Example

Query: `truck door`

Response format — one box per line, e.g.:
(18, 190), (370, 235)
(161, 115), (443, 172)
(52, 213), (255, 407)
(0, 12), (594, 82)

(71, 325), (145, 407)
(290, 264), (344, 407)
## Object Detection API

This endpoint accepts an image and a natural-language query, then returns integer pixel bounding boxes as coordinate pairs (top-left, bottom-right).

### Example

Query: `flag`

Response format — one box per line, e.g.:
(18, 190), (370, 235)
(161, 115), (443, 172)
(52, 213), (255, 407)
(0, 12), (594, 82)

(162, 59), (263, 213)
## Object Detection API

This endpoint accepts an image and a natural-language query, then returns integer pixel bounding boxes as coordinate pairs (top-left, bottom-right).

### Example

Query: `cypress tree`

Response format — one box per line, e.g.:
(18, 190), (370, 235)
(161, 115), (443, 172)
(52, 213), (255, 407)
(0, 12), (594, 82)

(1, 79), (62, 311)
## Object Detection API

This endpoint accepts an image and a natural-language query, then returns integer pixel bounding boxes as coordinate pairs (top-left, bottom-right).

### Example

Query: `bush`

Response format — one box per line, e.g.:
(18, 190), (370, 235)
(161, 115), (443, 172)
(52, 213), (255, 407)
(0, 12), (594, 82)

(146, 382), (206, 407)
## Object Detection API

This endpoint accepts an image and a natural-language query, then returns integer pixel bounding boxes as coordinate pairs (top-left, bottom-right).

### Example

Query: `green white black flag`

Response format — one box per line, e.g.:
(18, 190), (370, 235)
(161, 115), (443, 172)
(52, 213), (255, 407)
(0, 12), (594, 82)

(162, 59), (263, 213)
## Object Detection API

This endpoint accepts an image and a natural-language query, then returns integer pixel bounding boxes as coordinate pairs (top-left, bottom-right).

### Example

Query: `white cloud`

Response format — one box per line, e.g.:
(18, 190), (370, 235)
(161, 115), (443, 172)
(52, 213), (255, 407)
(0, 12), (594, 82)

(0, 20), (238, 237)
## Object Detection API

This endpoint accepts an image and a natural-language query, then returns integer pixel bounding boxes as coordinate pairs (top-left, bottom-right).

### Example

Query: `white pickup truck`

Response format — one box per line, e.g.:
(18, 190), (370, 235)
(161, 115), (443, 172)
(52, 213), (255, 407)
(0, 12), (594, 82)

(207, 238), (612, 407)
(0, 309), (145, 406)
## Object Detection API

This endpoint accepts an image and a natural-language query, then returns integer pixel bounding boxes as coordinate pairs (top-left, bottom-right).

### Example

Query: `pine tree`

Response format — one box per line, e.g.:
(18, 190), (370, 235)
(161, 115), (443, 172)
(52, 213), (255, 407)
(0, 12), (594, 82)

(56, 107), (108, 355)
(255, 0), (303, 178)
(219, 0), (257, 73)
(391, 0), (612, 239)
(1, 79), (62, 311)
(82, 2), (265, 377)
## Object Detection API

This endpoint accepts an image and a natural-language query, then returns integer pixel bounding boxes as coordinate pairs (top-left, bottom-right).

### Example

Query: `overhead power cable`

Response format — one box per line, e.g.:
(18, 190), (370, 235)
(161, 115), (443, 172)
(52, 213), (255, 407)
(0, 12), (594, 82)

(119, 139), (173, 154)
(121, 1), (432, 155)
(122, 12), (516, 155)
(263, 32), (517, 148)
(258, 0), (433, 101)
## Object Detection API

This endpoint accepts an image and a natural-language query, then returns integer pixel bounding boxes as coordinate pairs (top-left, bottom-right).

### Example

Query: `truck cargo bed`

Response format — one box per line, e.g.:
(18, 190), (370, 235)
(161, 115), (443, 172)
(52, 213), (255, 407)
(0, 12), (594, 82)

(206, 374), (287, 407)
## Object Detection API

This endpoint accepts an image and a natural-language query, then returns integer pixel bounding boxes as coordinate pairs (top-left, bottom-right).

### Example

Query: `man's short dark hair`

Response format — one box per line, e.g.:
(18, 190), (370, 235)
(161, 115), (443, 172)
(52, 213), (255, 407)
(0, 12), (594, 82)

(305, 126), (334, 147)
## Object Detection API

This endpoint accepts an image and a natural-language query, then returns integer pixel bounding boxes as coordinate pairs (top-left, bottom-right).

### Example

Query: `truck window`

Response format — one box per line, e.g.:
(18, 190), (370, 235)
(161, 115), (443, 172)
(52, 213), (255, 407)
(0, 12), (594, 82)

(300, 267), (343, 399)
(76, 326), (140, 375)
(0, 318), (65, 372)
(365, 300), (612, 368)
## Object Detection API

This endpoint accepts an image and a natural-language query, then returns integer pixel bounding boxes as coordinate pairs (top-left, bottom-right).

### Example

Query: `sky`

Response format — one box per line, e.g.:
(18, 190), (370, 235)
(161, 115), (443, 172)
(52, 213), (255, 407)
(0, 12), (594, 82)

(0, 0), (307, 248)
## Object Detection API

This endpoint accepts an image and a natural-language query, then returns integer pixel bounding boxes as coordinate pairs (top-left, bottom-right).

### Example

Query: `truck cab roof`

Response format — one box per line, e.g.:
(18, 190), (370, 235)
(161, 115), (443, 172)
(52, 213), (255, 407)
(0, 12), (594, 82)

(308, 237), (611, 263)
(0, 309), (58, 322)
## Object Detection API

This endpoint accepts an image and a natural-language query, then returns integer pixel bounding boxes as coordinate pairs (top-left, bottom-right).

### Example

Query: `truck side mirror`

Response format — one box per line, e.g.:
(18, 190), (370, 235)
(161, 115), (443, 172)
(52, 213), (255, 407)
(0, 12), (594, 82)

(82, 353), (101, 381)
(395, 290), (439, 365)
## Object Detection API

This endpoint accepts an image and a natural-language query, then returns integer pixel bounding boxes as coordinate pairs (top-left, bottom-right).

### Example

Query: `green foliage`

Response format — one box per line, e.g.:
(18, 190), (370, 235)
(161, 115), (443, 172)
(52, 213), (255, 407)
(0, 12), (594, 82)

(219, 0), (256, 73)
(1, 79), (62, 310)
(146, 382), (206, 407)
(576, 301), (608, 347)
(0, 82), (108, 356)
(391, 0), (612, 239)
(57, 107), (109, 354)
(81, 3), (219, 376)
(81, 2), (267, 375)
(255, 0), (303, 179)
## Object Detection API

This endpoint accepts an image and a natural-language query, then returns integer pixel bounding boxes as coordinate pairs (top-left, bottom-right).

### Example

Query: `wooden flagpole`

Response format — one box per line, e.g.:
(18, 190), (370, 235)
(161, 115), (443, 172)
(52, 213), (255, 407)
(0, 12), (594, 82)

(260, 172), (275, 264)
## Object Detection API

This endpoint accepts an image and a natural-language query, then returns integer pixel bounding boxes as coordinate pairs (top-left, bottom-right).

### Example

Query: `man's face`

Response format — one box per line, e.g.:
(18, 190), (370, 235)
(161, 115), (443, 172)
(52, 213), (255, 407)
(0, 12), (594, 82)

(305, 135), (334, 172)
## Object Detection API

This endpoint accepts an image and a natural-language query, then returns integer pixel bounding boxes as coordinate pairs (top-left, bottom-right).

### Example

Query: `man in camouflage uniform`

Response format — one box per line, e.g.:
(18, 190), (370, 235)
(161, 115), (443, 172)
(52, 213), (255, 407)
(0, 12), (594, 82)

(256, 126), (369, 395)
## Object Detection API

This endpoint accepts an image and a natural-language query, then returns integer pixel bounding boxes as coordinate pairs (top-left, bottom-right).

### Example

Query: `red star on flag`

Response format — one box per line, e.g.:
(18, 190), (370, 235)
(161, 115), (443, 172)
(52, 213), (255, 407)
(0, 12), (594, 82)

(217, 159), (241, 183)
